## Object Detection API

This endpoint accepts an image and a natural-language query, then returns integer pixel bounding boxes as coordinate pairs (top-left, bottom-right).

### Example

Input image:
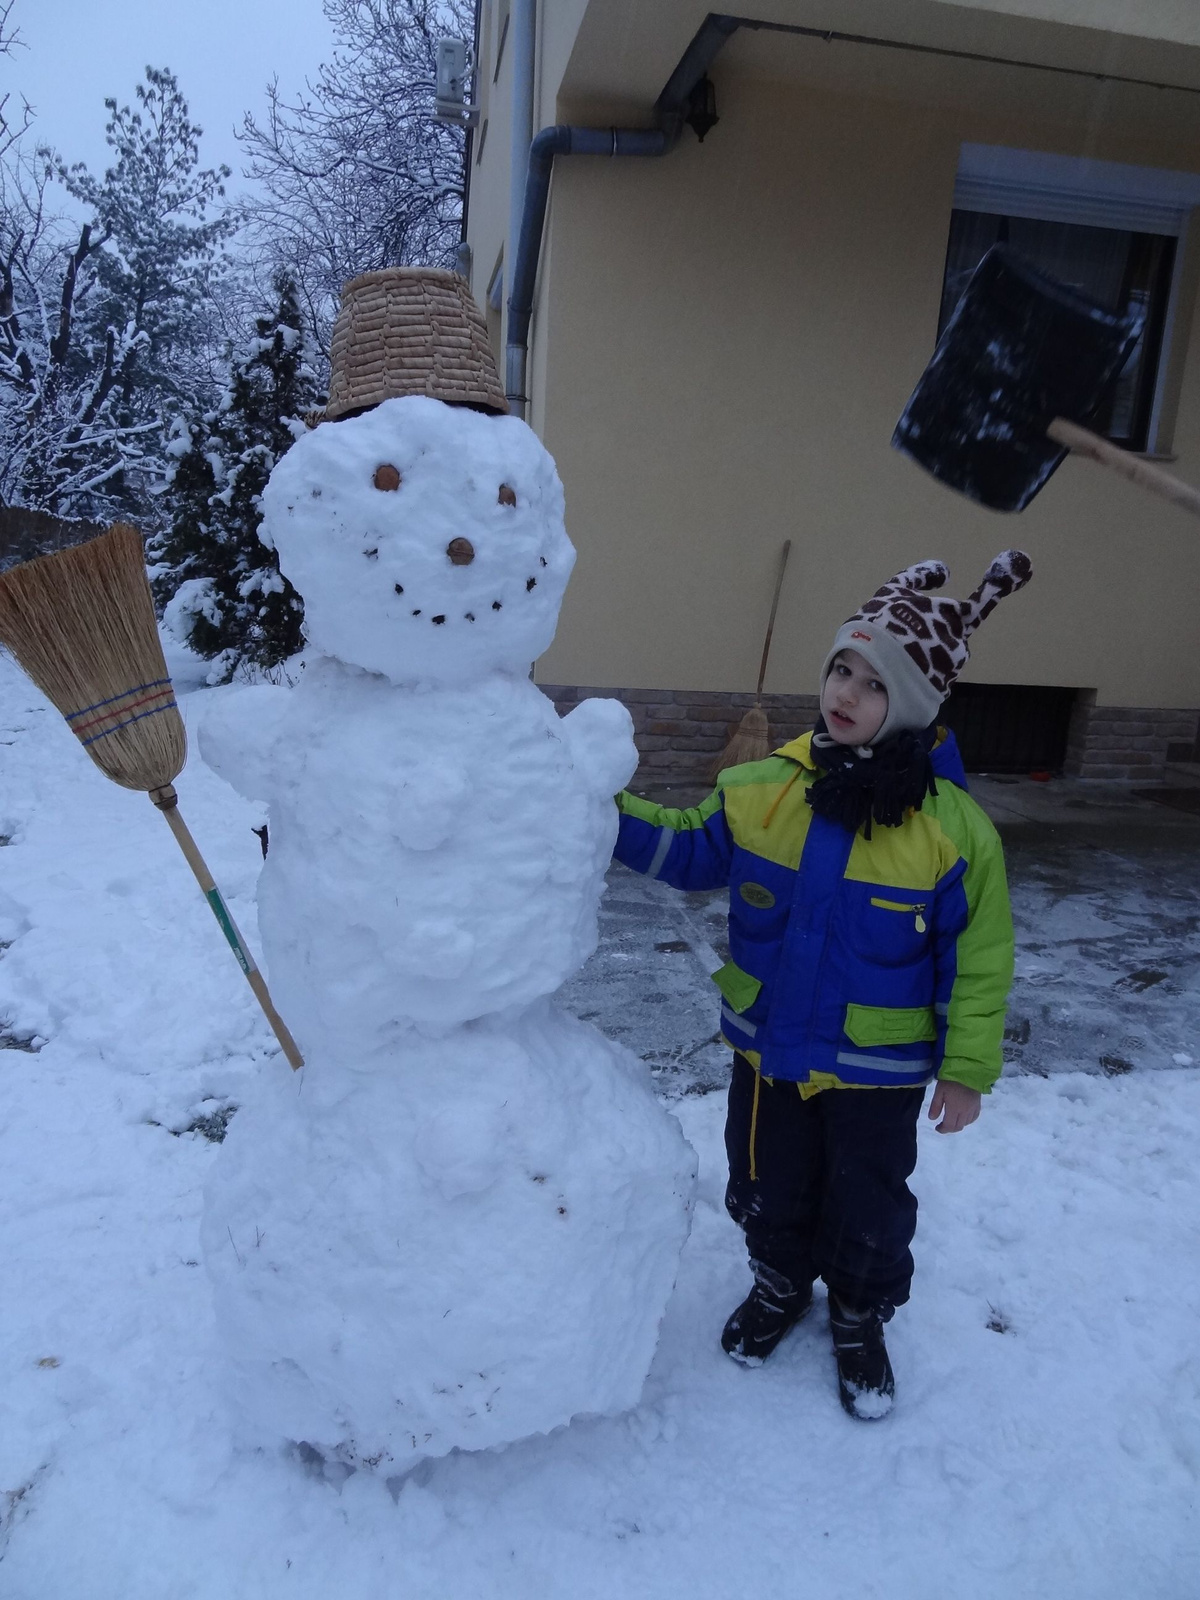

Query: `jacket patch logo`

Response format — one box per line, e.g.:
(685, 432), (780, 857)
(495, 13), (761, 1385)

(739, 882), (776, 909)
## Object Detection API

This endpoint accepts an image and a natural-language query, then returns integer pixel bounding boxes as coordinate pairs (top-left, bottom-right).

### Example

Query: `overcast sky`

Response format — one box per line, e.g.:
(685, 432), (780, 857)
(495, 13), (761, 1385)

(7, 0), (335, 194)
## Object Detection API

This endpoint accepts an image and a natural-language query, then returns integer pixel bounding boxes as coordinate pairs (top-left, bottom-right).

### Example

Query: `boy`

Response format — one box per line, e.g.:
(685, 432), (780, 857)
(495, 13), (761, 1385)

(614, 553), (1030, 1419)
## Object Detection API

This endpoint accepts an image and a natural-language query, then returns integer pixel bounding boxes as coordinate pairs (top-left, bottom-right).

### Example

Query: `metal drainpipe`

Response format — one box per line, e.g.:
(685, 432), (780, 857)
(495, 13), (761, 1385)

(505, 125), (677, 417)
(503, 13), (741, 419)
(506, 0), (537, 404)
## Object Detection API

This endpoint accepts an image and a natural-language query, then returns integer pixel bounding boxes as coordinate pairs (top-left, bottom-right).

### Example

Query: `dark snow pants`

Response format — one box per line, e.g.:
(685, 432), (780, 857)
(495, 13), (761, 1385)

(724, 1053), (925, 1317)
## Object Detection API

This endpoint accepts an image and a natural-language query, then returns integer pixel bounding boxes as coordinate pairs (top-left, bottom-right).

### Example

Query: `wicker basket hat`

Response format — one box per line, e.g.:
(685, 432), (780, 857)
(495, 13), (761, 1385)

(325, 267), (506, 419)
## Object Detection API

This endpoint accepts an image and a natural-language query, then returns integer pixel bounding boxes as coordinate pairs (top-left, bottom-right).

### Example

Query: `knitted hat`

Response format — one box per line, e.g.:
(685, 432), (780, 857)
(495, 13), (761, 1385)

(819, 551), (1033, 744)
(325, 267), (507, 420)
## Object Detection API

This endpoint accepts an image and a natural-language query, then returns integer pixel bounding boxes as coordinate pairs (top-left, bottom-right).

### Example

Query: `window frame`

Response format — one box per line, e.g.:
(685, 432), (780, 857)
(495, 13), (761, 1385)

(944, 144), (1200, 456)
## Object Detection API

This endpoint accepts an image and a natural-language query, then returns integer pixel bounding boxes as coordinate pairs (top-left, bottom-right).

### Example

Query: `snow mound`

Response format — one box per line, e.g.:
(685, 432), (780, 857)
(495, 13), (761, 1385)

(202, 1004), (696, 1470)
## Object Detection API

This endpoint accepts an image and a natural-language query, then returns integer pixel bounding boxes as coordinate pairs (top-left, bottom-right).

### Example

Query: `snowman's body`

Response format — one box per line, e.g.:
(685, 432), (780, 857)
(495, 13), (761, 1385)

(198, 397), (695, 1469)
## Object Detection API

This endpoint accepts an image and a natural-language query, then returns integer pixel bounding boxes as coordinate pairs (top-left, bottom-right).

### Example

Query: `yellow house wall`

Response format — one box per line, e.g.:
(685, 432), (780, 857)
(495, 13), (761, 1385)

(943, 0), (1200, 45)
(531, 65), (1200, 709)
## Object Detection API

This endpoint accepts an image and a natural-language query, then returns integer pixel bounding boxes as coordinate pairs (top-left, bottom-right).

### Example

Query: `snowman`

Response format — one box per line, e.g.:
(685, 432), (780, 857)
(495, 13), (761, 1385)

(197, 269), (695, 1471)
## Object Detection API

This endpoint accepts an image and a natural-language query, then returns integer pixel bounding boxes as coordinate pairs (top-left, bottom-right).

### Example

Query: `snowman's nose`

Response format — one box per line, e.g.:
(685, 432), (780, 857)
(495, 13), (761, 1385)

(448, 538), (475, 566)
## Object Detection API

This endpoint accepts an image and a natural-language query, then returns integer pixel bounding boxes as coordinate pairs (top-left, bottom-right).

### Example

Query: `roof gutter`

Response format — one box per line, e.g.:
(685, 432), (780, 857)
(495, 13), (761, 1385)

(504, 12), (741, 418)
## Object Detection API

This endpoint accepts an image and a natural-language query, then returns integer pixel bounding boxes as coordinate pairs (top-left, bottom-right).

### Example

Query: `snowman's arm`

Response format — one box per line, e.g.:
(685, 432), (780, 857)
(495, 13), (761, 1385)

(613, 787), (733, 891)
(559, 694), (639, 798)
(191, 683), (292, 802)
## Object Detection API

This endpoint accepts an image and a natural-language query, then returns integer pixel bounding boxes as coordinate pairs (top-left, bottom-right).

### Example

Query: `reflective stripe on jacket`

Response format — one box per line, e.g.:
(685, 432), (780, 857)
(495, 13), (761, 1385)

(614, 730), (1012, 1092)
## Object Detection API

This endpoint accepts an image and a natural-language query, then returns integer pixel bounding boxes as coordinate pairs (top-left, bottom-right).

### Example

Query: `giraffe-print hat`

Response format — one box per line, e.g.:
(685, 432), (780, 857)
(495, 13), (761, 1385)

(819, 550), (1033, 744)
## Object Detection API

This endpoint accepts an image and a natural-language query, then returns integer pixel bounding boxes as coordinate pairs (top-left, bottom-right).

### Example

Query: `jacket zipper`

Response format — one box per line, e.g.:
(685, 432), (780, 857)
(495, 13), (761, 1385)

(870, 896), (927, 933)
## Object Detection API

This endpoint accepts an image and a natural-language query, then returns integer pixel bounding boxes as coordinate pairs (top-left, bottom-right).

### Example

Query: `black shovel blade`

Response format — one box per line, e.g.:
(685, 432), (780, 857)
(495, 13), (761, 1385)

(892, 245), (1142, 513)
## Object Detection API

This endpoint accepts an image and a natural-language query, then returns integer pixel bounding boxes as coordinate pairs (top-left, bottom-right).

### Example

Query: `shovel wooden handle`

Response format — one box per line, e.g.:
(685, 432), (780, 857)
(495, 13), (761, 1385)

(1047, 418), (1200, 522)
(150, 785), (304, 1071)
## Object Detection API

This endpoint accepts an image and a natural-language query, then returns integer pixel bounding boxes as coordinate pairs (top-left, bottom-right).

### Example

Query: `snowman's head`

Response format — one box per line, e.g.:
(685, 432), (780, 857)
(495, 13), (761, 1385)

(260, 396), (575, 686)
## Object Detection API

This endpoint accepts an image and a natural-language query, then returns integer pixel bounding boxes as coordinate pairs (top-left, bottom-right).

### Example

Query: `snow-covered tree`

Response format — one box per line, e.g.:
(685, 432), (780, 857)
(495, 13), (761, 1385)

(0, 144), (160, 517)
(0, 67), (234, 522)
(56, 67), (235, 436)
(154, 272), (320, 680)
(239, 0), (473, 355)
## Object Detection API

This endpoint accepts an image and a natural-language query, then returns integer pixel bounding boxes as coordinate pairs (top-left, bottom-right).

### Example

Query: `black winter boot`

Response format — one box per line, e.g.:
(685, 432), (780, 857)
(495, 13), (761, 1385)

(830, 1297), (895, 1419)
(721, 1262), (813, 1366)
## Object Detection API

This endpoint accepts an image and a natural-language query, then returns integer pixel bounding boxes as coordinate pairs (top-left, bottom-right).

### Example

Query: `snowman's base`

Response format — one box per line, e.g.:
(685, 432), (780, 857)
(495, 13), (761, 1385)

(202, 1003), (695, 1470)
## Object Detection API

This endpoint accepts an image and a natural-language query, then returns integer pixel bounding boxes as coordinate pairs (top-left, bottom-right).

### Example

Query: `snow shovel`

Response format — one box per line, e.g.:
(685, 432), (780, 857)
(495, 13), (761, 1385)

(892, 244), (1200, 519)
(0, 523), (303, 1070)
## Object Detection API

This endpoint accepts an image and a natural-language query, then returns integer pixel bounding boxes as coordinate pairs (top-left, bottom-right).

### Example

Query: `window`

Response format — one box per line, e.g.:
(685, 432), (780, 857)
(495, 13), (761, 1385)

(940, 213), (1175, 451)
(940, 146), (1200, 453)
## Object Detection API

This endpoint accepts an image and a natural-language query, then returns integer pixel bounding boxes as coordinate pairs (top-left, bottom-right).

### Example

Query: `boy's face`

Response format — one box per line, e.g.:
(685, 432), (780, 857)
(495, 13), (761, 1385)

(821, 648), (889, 745)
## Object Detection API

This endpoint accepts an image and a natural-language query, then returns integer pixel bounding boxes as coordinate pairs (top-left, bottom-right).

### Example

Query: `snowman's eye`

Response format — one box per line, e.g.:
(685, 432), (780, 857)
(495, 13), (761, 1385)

(498, 484), (517, 507)
(374, 464), (402, 491)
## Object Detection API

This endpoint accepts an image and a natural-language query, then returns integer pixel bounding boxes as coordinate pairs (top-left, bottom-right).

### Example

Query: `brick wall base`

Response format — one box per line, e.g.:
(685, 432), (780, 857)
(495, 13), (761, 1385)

(540, 684), (820, 787)
(1064, 693), (1200, 781)
(544, 683), (1200, 787)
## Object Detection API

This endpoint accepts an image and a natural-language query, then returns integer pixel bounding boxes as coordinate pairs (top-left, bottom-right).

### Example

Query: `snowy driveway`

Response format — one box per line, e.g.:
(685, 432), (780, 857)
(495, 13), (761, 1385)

(563, 832), (1200, 1096)
(2, 656), (1199, 1597)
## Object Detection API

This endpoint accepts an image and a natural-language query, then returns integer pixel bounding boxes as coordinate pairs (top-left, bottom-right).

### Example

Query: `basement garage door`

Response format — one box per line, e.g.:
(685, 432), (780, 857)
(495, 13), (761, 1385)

(940, 683), (1077, 775)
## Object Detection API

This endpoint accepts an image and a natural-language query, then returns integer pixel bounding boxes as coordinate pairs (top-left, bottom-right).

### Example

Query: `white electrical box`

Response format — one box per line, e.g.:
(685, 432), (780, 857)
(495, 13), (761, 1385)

(436, 38), (467, 104)
(435, 38), (477, 124)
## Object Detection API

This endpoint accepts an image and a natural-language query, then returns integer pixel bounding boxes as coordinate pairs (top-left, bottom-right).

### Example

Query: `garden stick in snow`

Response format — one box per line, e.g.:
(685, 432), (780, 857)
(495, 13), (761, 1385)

(712, 538), (792, 776)
(0, 522), (303, 1070)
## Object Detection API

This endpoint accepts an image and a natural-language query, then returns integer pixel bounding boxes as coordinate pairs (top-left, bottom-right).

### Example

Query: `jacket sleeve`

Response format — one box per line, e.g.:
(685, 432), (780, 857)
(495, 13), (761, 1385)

(929, 802), (1014, 1094)
(614, 788), (734, 891)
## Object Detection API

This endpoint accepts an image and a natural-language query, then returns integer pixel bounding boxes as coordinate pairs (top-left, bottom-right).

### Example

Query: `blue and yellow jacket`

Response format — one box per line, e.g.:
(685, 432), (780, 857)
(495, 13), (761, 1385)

(614, 731), (1012, 1094)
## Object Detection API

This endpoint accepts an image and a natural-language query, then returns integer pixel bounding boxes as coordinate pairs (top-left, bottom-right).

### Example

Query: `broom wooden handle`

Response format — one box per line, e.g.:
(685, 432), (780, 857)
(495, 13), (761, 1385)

(1047, 418), (1200, 521)
(149, 785), (304, 1071)
(755, 539), (792, 700)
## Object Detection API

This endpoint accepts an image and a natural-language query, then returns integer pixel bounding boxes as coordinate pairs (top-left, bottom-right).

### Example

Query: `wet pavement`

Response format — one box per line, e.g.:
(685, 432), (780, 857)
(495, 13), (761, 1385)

(558, 776), (1200, 1097)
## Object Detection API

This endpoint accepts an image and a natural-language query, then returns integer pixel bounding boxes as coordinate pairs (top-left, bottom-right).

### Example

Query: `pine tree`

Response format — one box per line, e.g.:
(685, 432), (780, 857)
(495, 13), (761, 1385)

(1, 66), (234, 522)
(154, 272), (320, 680)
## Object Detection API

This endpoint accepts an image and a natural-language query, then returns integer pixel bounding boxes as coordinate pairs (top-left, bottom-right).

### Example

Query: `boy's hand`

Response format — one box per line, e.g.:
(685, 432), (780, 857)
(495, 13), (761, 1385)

(928, 1079), (981, 1134)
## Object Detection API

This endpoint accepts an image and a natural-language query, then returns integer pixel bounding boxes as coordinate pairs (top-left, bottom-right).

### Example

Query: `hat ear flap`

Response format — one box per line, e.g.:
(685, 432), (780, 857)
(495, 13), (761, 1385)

(962, 549), (1033, 637)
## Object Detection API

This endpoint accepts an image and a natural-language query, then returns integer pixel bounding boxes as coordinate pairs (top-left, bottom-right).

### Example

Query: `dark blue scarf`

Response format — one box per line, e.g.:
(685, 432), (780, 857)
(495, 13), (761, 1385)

(806, 719), (939, 839)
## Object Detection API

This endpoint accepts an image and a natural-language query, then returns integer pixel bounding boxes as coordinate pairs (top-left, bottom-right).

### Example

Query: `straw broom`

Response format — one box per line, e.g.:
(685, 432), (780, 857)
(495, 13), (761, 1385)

(0, 522), (303, 1071)
(712, 539), (792, 775)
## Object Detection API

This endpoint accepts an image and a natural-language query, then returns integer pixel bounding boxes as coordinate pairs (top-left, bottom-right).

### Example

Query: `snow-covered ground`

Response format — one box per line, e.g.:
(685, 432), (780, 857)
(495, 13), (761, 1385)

(2, 650), (1199, 1597)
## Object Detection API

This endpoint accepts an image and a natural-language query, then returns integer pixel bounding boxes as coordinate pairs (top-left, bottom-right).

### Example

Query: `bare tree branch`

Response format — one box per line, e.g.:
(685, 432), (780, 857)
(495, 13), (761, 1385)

(238, 0), (473, 356)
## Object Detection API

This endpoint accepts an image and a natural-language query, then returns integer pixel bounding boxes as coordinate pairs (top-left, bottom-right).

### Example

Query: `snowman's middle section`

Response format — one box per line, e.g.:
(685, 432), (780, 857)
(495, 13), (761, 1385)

(249, 663), (630, 1054)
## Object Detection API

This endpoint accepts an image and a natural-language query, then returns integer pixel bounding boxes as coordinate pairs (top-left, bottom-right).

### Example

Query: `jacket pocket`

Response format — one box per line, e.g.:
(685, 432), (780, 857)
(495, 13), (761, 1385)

(869, 896), (928, 933)
(710, 960), (763, 1014)
(844, 1003), (937, 1048)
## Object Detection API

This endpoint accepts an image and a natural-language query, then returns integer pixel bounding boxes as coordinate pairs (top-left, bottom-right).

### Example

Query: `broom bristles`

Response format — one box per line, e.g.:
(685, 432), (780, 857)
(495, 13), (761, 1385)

(0, 522), (186, 792)
(711, 705), (771, 780)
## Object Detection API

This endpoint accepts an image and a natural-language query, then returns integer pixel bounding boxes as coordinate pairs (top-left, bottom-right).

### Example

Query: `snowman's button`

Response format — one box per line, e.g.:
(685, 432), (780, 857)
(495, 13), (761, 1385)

(447, 538), (475, 565)
(373, 463), (402, 491)
(498, 484), (517, 506)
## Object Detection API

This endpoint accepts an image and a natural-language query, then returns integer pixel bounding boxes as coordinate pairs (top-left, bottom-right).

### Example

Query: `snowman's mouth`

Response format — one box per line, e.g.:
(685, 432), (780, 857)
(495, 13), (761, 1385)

(394, 557), (549, 624)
